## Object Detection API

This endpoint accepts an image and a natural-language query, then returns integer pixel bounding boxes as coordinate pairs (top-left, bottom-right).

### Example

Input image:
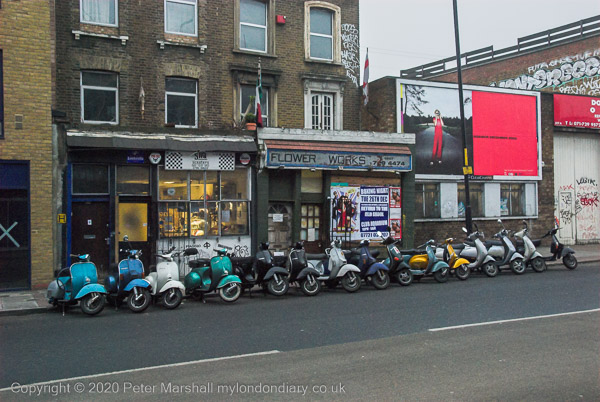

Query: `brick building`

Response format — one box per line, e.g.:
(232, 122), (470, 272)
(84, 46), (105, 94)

(0, 1), (55, 290)
(53, 0), (415, 278)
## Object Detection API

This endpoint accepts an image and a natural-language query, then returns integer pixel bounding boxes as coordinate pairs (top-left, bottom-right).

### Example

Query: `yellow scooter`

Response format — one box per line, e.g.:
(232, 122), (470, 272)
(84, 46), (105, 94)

(439, 238), (470, 280)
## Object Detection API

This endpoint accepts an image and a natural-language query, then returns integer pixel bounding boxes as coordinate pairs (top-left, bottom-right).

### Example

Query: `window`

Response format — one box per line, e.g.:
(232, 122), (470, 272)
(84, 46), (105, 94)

(240, 84), (268, 126)
(0, 50), (3, 139)
(501, 183), (525, 216)
(72, 164), (109, 195)
(415, 183), (440, 219)
(305, 2), (340, 62)
(158, 167), (250, 237)
(300, 204), (321, 241)
(117, 166), (150, 195)
(165, 0), (197, 36)
(311, 93), (333, 130)
(458, 183), (484, 218)
(81, 71), (118, 124)
(80, 0), (117, 26)
(240, 0), (266, 52)
(165, 78), (197, 128)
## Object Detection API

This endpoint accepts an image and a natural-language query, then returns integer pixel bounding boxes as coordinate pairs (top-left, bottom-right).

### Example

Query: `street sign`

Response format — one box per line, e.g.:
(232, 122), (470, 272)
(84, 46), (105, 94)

(58, 214), (66, 224)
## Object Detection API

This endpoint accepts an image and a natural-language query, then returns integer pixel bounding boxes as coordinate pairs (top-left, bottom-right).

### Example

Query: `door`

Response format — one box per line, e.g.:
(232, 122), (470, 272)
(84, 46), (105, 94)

(267, 203), (292, 254)
(117, 201), (151, 270)
(71, 202), (110, 276)
(0, 189), (30, 290)
(300, 203), (323, 253)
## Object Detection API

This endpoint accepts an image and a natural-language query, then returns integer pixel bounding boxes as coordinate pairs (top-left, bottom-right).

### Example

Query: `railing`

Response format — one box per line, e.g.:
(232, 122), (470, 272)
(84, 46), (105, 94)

(400, 15), (600, 79)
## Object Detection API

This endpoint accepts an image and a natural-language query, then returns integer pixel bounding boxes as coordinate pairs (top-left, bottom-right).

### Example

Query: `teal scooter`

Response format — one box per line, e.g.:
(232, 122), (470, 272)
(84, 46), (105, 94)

(184, 247), (242, 303)
(46, 254), (107, 316)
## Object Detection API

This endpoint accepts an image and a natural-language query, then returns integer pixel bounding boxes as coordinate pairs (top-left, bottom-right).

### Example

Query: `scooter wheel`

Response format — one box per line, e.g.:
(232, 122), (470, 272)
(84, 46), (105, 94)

(510, 258), (526, 275)
(396, 269), (413, 286)
(162, 288), (183, 309)
(371, 270), (390, 290)
(341, 272), (361, 293)
(531, 257), (547, 273)
(127, 287), (151, 313)
(267, 276), (289, 296)
(80, 292), (105, 316)
(433, 267), (449, 283)
(563, 254), (577, 270)
(455, 264), (470, 280)
(219, 283), (242, 302)
(483, 262), (499, 277)
(300, 275), (321, 296)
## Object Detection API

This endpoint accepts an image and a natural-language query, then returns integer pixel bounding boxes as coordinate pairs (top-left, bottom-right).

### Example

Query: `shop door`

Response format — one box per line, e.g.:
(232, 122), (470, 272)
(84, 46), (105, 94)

(301, 203), (323, 253)
(117, 202), (151, 270)
(71, 202), (110, 276)
(0, 189), (30, 290)
(268, 203), (292, 254)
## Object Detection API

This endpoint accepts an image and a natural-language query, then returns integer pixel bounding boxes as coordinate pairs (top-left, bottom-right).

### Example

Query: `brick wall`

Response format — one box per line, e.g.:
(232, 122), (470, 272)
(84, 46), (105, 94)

(0, 0), (54, 288)
(361, 77), (396, 132)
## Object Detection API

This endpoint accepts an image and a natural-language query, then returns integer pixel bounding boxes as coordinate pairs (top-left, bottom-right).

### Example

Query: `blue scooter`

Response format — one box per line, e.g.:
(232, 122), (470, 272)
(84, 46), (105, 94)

(184, 247), (242, 303)
(349, 239), (390, 289)
(46, 254), (108, 316)
(104, 236), (152, 313)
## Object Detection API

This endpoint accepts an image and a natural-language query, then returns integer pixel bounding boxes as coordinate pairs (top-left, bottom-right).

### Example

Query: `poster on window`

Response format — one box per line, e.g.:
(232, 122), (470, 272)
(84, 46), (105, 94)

(359, 186), (390, 239)
(330, 186), (360, 240)
(389, 187), (402, 239)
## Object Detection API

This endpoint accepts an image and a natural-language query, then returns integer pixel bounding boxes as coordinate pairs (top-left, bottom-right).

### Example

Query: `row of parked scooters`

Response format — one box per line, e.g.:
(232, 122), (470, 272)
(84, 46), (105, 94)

(46, 219), (577, 316)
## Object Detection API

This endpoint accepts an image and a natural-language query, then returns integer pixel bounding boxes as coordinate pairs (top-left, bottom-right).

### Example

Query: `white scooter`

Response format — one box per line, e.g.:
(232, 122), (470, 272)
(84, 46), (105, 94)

(313, 240), (362, 292)
(513, 220), (546, 273)
(146, 246), (186, 309)
(488, 219), (526, 275)
(455, 224), (499, 277)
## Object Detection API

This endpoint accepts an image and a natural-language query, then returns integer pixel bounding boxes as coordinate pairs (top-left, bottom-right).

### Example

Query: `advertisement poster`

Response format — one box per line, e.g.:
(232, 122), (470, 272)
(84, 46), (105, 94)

(554, 94), (600, 129)
(389, 187), (402, 239)
(359, 186), (389, 239)
(330, 186), (360, 240)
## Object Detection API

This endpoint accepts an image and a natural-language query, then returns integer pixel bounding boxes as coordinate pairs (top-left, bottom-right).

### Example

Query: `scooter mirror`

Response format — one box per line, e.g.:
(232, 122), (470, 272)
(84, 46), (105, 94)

(462, 227), (468, 233)
(123, 235), (129, 241)
(497, 219), (502, 224)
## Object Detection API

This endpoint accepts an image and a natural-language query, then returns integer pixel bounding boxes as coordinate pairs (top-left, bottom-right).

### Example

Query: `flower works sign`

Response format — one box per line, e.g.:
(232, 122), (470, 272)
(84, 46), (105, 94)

(267, 149), (411, 171)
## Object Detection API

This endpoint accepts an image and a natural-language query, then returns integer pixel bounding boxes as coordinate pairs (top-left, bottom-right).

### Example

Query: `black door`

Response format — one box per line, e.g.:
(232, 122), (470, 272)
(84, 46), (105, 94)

(71, 202), (110, 276)
(0, 189), (30, 290)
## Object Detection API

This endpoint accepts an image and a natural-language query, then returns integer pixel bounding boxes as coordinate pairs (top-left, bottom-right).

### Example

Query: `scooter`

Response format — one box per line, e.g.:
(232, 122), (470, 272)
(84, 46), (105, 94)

(403, 240), (450, 283)
(542, 225), (578, 269)
(513, 220), (546, 273)
(104, 236), (153, 313)
(489, 219), (526, 275)
(286, 241), (322, 296)
(377, 230), (413, 286)
(146, 246), (186, 309)
(354, 239), (390, 289)
(47, 253), (107, 316)
(457, 225), (499, 277)
(184, 247), (242, 303)
(316, 239), (362, 292)
(252, 242), (290, 296)
(439, 238), (470, 280)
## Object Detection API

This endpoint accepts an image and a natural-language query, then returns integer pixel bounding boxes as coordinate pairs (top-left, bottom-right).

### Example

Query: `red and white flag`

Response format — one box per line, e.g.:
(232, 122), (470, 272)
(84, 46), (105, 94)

(255, 62), (263, 128)
(362, 49), (369, 106)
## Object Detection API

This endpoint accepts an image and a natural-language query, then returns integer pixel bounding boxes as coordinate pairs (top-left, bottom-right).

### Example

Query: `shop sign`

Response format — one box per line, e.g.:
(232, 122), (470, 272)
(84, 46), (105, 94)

(267, 149), (411, 171)
(165, 151), (235, 171)
(554, 94), (600, 129)
(239, 153), (251, 165)
(127, 150), (145, 164)
(149, 152), (162, 164)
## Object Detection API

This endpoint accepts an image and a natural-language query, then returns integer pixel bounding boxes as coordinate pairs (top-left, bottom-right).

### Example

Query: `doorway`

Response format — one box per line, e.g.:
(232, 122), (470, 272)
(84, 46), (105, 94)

(267, 203), (292, 254)
(300, 203), (323, 253)
(117, 201), (151, 270)
(71, 202), (110, 276)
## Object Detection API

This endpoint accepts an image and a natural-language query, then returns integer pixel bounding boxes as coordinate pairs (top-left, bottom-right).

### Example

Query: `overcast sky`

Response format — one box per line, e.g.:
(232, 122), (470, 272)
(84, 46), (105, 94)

(359, 0), (600, 82)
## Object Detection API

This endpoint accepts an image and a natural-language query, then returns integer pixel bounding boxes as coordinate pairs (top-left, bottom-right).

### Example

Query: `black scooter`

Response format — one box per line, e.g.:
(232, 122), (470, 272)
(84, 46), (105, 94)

(286, 241), (322, 296)
(252, 242), (290, 296)
(542, 226), (578, 269)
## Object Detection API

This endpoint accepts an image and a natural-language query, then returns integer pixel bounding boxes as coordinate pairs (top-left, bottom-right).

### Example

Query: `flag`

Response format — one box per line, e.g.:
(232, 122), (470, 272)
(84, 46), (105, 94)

(255, 62), (263, 128)
(362, 49), (369, 106)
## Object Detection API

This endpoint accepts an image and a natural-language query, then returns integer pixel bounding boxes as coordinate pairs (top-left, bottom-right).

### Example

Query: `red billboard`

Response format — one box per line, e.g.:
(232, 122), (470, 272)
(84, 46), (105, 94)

(554, 94), (600, 129)
(472, 91), (539, 176)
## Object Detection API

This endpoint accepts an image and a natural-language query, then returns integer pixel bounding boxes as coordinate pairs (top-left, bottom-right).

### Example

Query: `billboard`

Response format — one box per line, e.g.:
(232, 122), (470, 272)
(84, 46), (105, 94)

(554, 94), (600, 129)
(398, 80), (541, 180)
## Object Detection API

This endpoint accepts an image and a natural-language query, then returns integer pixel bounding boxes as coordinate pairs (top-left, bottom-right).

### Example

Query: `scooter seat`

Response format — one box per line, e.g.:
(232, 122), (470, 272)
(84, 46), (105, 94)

(306, 253), (327, 260)
(272, 255), (287, 266)
(371, 250), (380, 258)
(484, 240), (502, 247)
(230, 256), (254, 265)
(189, 258), (210, 268)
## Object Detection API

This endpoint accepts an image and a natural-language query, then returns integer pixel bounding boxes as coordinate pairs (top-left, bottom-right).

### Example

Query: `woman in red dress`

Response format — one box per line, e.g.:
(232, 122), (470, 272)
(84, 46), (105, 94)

(431, 109), (444, 164)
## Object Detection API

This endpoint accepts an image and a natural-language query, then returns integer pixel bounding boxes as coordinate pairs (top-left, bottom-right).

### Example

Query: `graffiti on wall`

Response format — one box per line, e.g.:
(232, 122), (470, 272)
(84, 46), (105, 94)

(341, 23), (360, 87)
(575, 177), (599, 240)
(490, 49), (600, 96)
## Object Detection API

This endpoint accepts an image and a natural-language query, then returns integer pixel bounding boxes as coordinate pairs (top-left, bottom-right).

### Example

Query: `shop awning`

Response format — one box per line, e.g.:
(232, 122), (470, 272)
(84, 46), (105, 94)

(263, 140), (412, 171)
(66, 130), (257, 152)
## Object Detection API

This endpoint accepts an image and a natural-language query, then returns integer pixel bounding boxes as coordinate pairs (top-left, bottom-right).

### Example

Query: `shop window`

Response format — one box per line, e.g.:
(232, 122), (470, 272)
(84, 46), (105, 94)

(80, 0), (118, 26)
(311, 93), (334, 130)
(72, 164), (109, 195)
(81, 71), (118, 124)
(159, 202), (189, 237)
(158, 168), (188, 200)
(190, 202), (207, 236)
(300, 204), (320, 241)
(458, 183), (484, 218)
(221, 201), (249, 236)
(221, 170), (248, 199)
(415, 183), (440, 219)
(165, 77), (197, 128)
(0, 50), (3, 138)
(117, 166), (150, 195)
(501, 183), (525, 216)
(304, 2), (341, 62)
(240, 84), (269, 126)
(301, 170), (322, 193)
(165, 0), (197, 36)
(240, 0), (267, 52)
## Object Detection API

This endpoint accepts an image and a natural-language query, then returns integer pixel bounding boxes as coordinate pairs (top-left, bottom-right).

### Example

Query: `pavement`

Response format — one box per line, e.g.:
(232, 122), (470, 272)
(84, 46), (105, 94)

(0, 244), (598, 317)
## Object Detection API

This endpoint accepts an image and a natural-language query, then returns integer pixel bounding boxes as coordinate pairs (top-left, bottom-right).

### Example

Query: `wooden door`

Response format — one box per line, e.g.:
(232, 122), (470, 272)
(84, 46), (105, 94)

(71, 202), (110, 275)
(267, 203), (292, 254)
(300, 203), (323, 253)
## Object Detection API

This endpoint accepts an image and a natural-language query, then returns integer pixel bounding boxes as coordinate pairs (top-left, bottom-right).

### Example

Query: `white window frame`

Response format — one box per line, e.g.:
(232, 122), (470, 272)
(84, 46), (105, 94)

(80, 71), (119, 125)
(165, 78), (198, 128)
(311, 93), (333, 130)
(80, 0), (119, 27)
(303, 80), (343, 130)
(239, 0), (267, 53)
(304, 1), (341, 63)
(164, 0), (198, 37)
(309, 9), (333, 61)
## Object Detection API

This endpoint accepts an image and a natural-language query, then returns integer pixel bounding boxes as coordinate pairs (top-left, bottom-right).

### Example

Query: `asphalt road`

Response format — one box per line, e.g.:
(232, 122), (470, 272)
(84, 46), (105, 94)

(0, 263), (598, 399)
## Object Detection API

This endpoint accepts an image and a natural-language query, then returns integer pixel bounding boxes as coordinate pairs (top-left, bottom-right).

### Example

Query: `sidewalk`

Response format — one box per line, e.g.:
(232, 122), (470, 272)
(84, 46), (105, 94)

(1, 244), (598, 317)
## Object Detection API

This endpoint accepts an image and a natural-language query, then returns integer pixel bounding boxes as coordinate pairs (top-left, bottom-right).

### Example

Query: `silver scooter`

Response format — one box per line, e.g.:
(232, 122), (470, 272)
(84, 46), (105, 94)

(457, 224), (499, 277)
(314, 239), (362, 292)
(489, 219), (526, 275)
(146, 246), (186, 309)
(513, 220), (546, 273)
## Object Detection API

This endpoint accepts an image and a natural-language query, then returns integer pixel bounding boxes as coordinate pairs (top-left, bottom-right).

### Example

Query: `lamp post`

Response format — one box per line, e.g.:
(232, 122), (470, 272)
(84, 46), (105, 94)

(452, 0), (473, 233)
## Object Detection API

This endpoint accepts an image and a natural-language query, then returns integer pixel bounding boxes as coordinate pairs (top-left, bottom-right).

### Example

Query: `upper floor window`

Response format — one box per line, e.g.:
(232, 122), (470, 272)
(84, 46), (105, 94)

(81, 71), (118, 125)
(311, 93), (333, 130)
(165, 77), (197, 128)
(415, 183), (440, 219)
(80, 0), (118, 27)
(305, 2), (341, 62)
(241, 84), (269, 127)
(165, 0), (197, 36)
(240, 0), (267, 52)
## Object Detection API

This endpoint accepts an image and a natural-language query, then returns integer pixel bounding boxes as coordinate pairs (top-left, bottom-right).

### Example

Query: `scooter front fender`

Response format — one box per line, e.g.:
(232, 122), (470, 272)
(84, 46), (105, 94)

(296, 267), (321, 280)
(453, 257), (470, 268)
(124, 279), (151, 292)
(158, 280), (185, 294)
(75, 283), (108, 300)
(510, 252), (524, 262)
(431, 261), (450, 272)
(561, 247), (575, 257)
(366, 262), (389, 276)
(263, 266), (289, 281)
(217, 275), (242, 288)
(530, 251), (543, 260)
(337, 264), (361, 278)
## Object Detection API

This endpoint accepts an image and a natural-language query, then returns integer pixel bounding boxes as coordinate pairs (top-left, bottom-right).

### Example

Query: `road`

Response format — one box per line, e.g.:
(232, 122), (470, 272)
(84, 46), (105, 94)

(0, 264), (598, 400)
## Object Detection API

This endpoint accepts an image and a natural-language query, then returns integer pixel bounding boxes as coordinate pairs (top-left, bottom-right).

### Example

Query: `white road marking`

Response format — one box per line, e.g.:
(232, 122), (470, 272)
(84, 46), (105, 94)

(429, 308), (600, 332)
(0, 350), (280, 392)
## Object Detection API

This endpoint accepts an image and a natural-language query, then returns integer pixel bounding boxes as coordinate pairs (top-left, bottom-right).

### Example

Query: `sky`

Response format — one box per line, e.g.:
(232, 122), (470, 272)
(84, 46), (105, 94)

(359, 0), (600, 82)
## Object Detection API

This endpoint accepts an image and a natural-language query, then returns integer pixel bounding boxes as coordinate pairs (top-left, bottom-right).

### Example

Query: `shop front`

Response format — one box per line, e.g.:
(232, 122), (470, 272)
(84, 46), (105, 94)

(256, 128), (415, 253)
(65, 131), (257, 277)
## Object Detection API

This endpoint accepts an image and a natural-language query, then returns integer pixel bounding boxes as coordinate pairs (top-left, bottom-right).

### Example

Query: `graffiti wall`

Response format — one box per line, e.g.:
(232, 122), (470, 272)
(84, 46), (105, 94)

(341, 23), (359, 87)
(491, 48), (600, 96)
(575, 177), (600, 241)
